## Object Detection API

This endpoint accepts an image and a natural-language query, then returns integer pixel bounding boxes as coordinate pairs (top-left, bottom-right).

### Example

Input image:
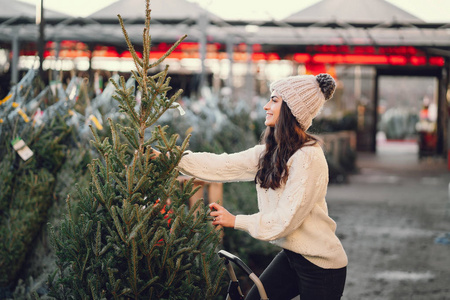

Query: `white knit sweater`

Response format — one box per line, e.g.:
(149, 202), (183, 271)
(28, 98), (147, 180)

(177, 144), (348, 269)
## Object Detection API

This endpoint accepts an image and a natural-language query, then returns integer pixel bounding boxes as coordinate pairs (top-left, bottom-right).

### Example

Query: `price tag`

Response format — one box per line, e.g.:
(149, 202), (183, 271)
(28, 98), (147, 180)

(11, 137), (34, 161)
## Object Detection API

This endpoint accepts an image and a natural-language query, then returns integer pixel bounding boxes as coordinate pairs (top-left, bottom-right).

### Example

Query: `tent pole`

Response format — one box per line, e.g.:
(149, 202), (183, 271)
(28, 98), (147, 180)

(11, 27), (20, 85)
(37, 0), (45, 81)
(198, 13), (208, 95)
(246, 42), (254, 105)
(226, 34), (234, 99)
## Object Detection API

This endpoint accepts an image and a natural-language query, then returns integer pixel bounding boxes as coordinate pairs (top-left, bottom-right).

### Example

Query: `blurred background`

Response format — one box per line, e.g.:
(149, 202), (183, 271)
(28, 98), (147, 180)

(1, 0), (450, 299)
(1, 0), (450, 158)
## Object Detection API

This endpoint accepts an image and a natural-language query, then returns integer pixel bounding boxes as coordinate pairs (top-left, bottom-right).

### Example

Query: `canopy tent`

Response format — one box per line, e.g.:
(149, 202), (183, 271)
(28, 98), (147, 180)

(0, 0), (449, 157)
(1, 0), (449, 88)
(283, 0), (423, 24)
(88, 0), (223, 24)
(0, 0), (70, 24)
(1, 0), (450, 49)
(0, 0), (226, 46)
(2, 0), (37, 18)
(225, 0), (447, 48)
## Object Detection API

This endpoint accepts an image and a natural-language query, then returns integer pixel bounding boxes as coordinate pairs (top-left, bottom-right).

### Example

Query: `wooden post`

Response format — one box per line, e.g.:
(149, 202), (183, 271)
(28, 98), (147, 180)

(208, 182), (223, 206)
(189, 183), (204, 209)
(178, 176), (223, 208)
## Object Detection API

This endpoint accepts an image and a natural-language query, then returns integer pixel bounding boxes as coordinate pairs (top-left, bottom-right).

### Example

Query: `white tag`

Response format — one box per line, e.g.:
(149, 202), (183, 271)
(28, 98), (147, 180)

(173, 102), (185, 116)
(12, 138), (34, 161)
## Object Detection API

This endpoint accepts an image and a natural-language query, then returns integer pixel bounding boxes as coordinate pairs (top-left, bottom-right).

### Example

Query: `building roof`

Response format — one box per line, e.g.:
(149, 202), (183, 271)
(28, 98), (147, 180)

(284, 0), (423, 24)
(88, 0), (222, 23)
(1, 0), (70, 20)
(0, 0), (449, 55)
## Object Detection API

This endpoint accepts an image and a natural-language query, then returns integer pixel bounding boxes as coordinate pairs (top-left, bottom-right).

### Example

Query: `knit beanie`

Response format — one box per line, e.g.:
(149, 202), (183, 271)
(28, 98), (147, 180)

(270, 73), (336, 130)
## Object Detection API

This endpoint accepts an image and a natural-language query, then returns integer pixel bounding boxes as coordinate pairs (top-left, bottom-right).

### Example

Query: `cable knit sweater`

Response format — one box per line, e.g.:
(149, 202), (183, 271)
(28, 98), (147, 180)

(177, 144), (348, 269)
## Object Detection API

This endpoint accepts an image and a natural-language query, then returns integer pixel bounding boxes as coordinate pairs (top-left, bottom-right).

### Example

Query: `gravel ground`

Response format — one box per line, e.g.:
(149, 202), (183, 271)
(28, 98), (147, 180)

(326, 141), (450, 300)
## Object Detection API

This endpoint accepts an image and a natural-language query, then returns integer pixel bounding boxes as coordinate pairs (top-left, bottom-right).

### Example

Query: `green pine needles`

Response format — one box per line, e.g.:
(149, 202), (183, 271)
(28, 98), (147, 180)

(48, 1), (225, 299)
(0, 114), (74, 286)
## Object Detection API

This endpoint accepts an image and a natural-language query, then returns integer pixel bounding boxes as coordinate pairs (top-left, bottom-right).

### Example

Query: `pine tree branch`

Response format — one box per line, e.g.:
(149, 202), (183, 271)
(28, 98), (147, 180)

(130, 238), (139, 297)
(201, 253), (211, 287)
(110, 79), (140, 126)
(132, 174), (149, 195)
(104, 152), (110, 185)
(117, 14), (144, 70)
(211, 265), (227, 297)
(148, 35), (187, 69)
(110, 206), (126, 243)
(138, 276), (159, 294)
(126, 151), (138, 197)
(81, 248), (90, 282)
(145, 0), (150, 30)
(166, 256), (182, 287)
(118, 124), (140, 150)
(88, 162), (106, 204)
(142, 27), (151, 75)
(107, 268), (120, 300)
(109, 171), (127, 196)
(66, 195), (74, 233)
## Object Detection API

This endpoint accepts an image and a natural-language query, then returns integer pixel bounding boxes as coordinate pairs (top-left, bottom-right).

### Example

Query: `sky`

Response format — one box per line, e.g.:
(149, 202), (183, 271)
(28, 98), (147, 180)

(17, 0), (450, 22)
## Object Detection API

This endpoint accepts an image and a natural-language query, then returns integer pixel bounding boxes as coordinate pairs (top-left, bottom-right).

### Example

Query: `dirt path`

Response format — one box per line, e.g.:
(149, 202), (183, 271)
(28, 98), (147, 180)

(327, 142), (450, 300)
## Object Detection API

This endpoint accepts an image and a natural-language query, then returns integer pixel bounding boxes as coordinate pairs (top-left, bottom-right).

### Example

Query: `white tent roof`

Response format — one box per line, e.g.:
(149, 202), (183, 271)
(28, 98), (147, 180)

(0, 0), (70, 20)
(0, 0), (449, 54)
(88, 0), (222, 23)
(284, 0), (423, 24)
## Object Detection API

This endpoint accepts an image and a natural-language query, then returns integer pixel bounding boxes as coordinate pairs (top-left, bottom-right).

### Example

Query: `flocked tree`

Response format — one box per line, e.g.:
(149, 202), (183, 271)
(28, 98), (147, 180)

(48, 1), (225, 299)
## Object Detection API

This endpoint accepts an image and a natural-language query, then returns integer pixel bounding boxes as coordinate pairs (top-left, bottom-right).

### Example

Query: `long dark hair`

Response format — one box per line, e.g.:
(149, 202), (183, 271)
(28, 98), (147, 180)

(255, 101), (318, 189)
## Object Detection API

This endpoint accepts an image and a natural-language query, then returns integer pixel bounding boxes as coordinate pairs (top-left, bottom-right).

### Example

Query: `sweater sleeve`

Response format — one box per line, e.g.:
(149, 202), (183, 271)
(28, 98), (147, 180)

(234, 146), (329, 241)
(177, 144), (264, 182)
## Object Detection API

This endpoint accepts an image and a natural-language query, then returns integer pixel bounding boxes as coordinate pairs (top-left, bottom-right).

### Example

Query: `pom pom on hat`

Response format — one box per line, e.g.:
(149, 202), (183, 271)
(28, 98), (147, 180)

(270, 73), (336, 130)
(315, 73), (336, 100)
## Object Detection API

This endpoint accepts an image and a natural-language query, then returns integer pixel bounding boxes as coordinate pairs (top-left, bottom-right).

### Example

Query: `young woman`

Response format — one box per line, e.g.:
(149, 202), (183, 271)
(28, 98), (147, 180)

(159, 73), (347, 299)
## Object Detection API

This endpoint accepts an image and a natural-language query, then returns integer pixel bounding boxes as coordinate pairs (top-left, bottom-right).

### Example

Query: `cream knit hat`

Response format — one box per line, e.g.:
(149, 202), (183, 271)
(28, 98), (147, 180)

(270, 73), (336, 130)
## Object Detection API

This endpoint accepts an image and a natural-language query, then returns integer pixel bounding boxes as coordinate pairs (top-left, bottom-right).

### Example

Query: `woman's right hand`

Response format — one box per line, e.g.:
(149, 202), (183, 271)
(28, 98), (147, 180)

(209, 203), (236, 228)
(149, 147), (161, 159)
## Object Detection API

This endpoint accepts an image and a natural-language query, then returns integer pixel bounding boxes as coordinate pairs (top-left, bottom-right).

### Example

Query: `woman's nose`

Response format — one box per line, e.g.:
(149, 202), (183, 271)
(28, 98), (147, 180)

(263, 101), (270, 110)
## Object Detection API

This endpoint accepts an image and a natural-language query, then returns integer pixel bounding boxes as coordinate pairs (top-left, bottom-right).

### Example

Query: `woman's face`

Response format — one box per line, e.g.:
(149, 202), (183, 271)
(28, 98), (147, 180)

(264, 90), (282, 127)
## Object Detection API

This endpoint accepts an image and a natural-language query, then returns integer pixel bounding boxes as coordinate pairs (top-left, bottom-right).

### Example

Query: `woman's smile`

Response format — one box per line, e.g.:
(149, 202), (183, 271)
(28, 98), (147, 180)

(264, 91), (282, 127)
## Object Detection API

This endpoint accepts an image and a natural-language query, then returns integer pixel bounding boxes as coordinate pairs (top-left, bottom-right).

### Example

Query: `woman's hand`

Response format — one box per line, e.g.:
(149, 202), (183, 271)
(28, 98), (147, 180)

(209, 203), (236, 228)
(149, 147), (161, 159)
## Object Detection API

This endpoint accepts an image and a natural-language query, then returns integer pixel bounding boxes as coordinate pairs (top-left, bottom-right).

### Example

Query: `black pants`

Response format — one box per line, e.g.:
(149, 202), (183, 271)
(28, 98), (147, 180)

(245, 249), (346, 300)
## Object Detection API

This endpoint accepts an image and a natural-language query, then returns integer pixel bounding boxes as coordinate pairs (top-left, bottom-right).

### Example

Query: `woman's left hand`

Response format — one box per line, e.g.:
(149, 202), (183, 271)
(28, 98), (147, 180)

(209, 203), (236, 228)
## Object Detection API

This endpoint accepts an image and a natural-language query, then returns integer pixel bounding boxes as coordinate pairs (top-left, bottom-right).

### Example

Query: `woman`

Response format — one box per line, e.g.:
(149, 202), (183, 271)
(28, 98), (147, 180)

(160, 73), (347, 299)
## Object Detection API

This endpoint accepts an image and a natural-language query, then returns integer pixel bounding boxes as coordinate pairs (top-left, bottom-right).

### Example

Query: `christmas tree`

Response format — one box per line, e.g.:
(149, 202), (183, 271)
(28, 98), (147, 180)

(0, 69), (86, 288)
(48, 1), (225, 299)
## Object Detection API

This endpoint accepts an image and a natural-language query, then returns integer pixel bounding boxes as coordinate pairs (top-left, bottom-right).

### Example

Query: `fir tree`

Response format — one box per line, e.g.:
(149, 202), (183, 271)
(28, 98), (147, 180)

(0, 72), (79, 287)
(48, 1), (225, 299)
